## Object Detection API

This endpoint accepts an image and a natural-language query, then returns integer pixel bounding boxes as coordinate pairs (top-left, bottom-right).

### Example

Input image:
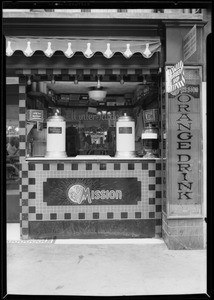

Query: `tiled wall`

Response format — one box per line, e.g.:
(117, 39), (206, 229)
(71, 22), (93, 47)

(20, 160), (162, 239)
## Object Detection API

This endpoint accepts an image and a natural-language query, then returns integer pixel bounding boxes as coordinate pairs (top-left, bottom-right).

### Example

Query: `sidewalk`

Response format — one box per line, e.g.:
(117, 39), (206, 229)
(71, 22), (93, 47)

(7, 223), (207, 296)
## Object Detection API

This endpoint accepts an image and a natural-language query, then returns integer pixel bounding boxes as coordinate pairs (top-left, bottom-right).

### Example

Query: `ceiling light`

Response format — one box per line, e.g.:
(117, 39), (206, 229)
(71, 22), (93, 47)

(51, 75), (55, 84)
(142, 76), (147, 85)
(74, 75), (78, 85)
(120, 76), (125, 85)
(88, 77), (107, 101)
(27, 76), (31, 85)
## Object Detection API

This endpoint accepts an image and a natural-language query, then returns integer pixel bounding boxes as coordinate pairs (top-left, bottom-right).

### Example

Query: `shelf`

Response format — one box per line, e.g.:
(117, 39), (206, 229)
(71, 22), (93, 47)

(28, 91), (50, 99)
(27, 91), (56, 107)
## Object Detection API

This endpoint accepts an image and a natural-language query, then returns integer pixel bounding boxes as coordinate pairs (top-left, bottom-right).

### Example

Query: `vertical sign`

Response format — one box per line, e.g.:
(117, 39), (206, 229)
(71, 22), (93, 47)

(166, 67), (202, 216)
(183, 25), (197, 61)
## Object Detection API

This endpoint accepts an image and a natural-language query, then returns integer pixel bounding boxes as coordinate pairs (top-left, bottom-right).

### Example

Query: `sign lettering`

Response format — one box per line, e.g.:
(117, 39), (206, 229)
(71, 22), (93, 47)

(119, 127), (132, 134)
(167, 68), (202, 216)
(67, 184), (122, 204)
(43, 177), (141, 206)
(48, 127), (62, 134)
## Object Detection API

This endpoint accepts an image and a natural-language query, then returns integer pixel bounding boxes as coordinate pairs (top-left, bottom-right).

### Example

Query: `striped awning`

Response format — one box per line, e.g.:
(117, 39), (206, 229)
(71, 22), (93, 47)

(5, 36), (161, 59)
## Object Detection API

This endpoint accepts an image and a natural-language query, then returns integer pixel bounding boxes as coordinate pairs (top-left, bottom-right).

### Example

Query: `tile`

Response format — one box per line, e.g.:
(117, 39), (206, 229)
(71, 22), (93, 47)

(43, 164), (50, 170)
(156, 205), (162, 212)
(156, 177), (162, 184)
(149, 170), (155, 177)
(29, 178), (36, 185)
(149, 184), (155, 190)
(128, 163), (135, 170)
(64, 164), (71, 171)
(156, 163), (162, 170)
(22, 185), (28, 192)
(64, 213), (71, 219)
(19, 121), (26, 128)
(22, 171), (28, 178)
(36, 214), (43, 220)
(121, 212), (128, 219)
(86, 163), (92, 170)
(29, 206), (36, 213)
(19, 149), (26, 156)
(21, 192), (28, 199)
(149, 212), (155, 219)
(28, 214), (36, 221)
(135, 212), (141, 219)
(107, 212), (114, 219)
(28, 185), (36, 192)
(50, 213), (57, 220)
(22, 206), (28, 214)
(28, 199), (36, 206)
(142, 163), (148, 170)
(156, 191), (162, 198)
(57, 164), (64, 171)
(114, 163), (120, 170)
(78, 213), (85, 219)
(19, 100), (26, 107)
(22, 199), (28, 206)
(93, 212), (99, 219)
(100, 163), (106, 170)
(29, 192), (36, 199)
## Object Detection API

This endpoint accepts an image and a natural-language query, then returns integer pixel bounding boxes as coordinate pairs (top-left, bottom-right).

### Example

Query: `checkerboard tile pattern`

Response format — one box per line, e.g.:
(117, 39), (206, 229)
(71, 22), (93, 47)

(16, 68), (158, 77)
(20, 161), (163, 238)
(18, 77), (30, 239)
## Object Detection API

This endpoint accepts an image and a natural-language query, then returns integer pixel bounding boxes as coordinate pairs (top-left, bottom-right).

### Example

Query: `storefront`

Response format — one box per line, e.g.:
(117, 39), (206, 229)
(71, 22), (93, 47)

(4, 9), (208, 249)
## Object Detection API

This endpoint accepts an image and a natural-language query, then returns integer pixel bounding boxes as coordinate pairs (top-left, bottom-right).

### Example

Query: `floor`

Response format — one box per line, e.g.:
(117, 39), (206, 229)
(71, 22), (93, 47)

(6, 223), (207, 296)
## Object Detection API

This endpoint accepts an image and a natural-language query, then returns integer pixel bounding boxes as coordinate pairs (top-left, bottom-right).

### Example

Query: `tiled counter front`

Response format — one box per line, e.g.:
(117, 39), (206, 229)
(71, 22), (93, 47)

(20, 160), (162, 239)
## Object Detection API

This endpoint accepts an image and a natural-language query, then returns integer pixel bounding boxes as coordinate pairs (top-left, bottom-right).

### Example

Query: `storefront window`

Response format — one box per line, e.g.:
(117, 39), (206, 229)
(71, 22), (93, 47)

(6, 120), (20, 183)
(26, 74), (161, 158)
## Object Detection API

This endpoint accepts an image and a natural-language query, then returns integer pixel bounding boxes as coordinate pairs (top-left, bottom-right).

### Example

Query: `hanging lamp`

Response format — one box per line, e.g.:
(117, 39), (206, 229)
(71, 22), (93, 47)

(88, 77), (107, 101)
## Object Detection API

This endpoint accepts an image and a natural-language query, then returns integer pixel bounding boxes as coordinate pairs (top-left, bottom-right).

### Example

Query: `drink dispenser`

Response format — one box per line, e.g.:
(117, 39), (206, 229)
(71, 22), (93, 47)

(115, 113), (136, 158)
(45, 109), (67, 158)
(141, 109), (159, 158)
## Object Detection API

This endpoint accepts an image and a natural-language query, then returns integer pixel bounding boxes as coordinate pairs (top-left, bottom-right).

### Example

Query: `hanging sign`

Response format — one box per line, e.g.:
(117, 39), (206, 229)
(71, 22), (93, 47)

(166, 61), (185, 94)
(27, 109), (44, 121)
(183, 25), (197, 61)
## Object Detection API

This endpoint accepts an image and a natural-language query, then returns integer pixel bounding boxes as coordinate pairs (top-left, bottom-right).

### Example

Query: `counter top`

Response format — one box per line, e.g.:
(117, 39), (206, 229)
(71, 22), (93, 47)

(25, 155), (163, 162)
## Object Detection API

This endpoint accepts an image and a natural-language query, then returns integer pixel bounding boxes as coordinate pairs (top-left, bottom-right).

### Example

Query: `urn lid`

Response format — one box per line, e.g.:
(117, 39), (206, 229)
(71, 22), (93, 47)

(117, 113), (134, 122)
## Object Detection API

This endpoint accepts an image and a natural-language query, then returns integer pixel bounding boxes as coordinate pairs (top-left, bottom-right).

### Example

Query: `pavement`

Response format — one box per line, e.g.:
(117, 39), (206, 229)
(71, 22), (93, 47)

(6, 223), (207, 297)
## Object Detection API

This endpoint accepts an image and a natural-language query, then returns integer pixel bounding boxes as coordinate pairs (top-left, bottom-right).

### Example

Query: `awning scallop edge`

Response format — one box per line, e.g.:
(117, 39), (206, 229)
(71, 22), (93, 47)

(5, 36), (161, 59)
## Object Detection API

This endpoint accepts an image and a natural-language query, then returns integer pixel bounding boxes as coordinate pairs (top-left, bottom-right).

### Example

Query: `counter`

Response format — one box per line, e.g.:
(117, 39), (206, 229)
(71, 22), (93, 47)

(20, 157), (163, 239)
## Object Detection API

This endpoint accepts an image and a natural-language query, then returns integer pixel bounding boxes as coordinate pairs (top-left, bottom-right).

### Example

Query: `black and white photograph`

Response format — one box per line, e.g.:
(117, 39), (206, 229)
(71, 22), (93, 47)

(2, 1), (212, 298)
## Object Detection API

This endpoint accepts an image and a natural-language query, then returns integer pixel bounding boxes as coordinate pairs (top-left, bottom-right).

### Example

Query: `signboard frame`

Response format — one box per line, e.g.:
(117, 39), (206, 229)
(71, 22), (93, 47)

(165, 66), (203, 217)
